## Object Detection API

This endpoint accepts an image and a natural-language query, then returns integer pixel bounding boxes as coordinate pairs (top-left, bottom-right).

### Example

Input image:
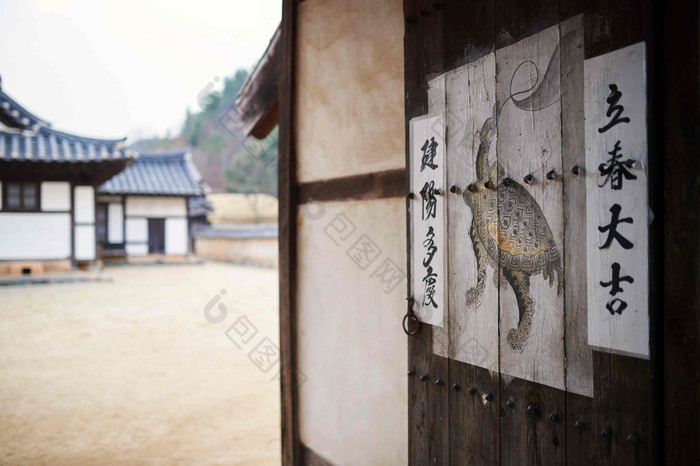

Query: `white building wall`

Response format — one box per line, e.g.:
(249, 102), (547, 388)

(74, 186), (95, 223)
(125, 218), (147, 242)
(74, 225), (96, 260)
(126, 196), (186, 217)
(123, 196), (189, 256)
(165, 217), (188, 255)
(126, 243), (148, 256)
(41, 182), (71, 211)
(107, 202), (124, 243)
(0, 213), (71, 260)
(73, 186), (95, 261)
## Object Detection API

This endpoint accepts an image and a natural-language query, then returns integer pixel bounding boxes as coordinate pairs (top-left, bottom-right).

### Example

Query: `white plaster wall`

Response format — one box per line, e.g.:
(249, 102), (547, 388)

(295, 0), (405, 183)
(41, 182), (70, 211)
(165, 217), (188, 255)
(74, 186), (95, 223)
(125, 196), (186, 217)
(0, 213), (71, 260)
(195, 237), (278, 266)
(107, 202), (124, 243)
(74, 224), (95, 260)
(126, 218), (147, 243)
(126, 243), (148, 256)
(297, 198), (407, 465)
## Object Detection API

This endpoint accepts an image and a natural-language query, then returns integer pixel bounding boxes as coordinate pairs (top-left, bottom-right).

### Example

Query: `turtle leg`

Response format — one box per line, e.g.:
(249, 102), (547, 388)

(503, 268), (534, 353)
(466, 223), (487, 310)
(493, 267), (510, 291)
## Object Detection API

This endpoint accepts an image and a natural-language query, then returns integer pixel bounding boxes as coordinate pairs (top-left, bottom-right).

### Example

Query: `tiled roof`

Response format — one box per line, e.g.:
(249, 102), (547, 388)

(189, 195), (214, 217)
(99, 149), (208, 196)
(0, 128), (132, 162)
(0, 82), (134, 163)
(0, 86), (49, 131)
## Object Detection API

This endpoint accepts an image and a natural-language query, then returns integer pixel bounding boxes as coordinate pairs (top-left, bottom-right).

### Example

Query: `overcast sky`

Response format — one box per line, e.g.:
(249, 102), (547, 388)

(0, 0), (281, 141)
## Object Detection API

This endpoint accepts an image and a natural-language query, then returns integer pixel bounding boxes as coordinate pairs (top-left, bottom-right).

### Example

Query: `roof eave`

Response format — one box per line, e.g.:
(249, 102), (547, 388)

(235, 24), (281, 139)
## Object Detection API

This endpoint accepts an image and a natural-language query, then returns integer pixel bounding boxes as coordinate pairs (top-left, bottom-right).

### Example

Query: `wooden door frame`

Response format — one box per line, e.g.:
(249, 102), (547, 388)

(278, 0), (299, 464)
(147, 218), (166, 254)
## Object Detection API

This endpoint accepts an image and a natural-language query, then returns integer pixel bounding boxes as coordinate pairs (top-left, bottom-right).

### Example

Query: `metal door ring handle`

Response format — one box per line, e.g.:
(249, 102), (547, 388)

(403, 312), (420, 336)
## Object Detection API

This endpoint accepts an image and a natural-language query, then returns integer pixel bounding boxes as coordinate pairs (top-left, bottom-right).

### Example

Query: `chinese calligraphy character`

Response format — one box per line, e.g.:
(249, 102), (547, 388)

(598, 140), (638, 190)
(598, 84), (631, 133)
(420, 137), (438, 171)
(421, 181), (437, 220)
(598, 203), (634, 250)
(600, 262), (634, 295)
(422, 226), (437, 268)
(606, 298), (628, 315)
(422, 266), (438, 308)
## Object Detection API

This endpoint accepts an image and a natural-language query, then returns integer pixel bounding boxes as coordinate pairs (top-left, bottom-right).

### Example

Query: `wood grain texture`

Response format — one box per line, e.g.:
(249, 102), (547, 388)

(235, 26), (280, 139)
(664, 0), (700, 463)
(296, 169), (405, 204)
(445, 52), (499, 371)
(278, 1), (298, 464)
(500, 376), (566, 466)
(560, 13), (593, 398)
(567, 1), (653, 463)
(425, 74), (449, 353)
(495, 23), (566, 390)
(444, 0), (495, 70)
(405, 1), (450, 464)
(449, 360), (500, 465)
(300, 443), (336, 466)
(584, 41), (650, 358)
(494, 0), (559, 49)
(402, 1), (664, 465)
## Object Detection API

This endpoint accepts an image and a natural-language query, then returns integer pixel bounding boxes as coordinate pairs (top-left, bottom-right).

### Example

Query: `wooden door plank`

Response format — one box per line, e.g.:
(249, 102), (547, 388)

(567, 1), (653, 464)
(663, 1), (700, 464)
(560, 13), (593, 398)
(495, 22), (566, 391)
(493, 2), (567, 464)
(405, 1), (449, 464)
(449, 359), (500, 466)
(445, 50), (499, 373)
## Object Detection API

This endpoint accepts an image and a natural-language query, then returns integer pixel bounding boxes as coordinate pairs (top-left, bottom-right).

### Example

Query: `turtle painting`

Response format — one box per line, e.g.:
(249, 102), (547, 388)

(461, 43), (564, 353)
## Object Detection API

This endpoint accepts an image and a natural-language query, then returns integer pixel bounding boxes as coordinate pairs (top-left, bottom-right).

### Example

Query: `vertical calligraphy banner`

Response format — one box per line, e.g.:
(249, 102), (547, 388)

(584, 42), (650, 358)
(409, 114), (446, 326)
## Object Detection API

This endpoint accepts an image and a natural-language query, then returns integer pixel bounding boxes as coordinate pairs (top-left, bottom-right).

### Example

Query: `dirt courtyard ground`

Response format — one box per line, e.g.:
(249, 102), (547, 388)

(0, 262), (281, 465)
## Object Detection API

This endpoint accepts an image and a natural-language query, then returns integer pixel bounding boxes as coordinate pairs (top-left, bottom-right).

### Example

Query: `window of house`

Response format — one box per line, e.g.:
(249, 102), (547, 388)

(5, 182), (38, 211)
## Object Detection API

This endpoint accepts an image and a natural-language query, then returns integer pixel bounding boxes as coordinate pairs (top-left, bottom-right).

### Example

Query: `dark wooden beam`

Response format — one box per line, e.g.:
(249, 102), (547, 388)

(299, 443), (335, 466)
(278, 1), (298, 465)
(236, 25), (281, 139)
(297, 168), (405, 204)
(663, 0), (700, 464)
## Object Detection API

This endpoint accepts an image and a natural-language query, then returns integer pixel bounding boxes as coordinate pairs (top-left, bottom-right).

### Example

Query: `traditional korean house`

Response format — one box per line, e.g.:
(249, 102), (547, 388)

(0, 80), (134, 275)
(237, 1), (698, 465)
(97, 149), (208, 259)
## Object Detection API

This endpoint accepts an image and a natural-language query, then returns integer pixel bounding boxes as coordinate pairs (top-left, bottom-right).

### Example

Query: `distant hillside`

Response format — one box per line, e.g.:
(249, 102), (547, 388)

(129, 69), (277, 197)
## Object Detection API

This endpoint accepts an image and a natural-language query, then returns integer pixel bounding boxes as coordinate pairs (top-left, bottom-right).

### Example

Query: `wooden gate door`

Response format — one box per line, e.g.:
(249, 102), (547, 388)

(148, 218), (166, 254)
(95, 203), (109, 248)
(404, 1), (665, 464)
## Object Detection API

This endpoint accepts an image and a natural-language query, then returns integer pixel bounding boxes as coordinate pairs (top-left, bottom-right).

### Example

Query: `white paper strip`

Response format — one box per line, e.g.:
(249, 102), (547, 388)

(585, 42), (649, 358)
(410, 114), (446, 327)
